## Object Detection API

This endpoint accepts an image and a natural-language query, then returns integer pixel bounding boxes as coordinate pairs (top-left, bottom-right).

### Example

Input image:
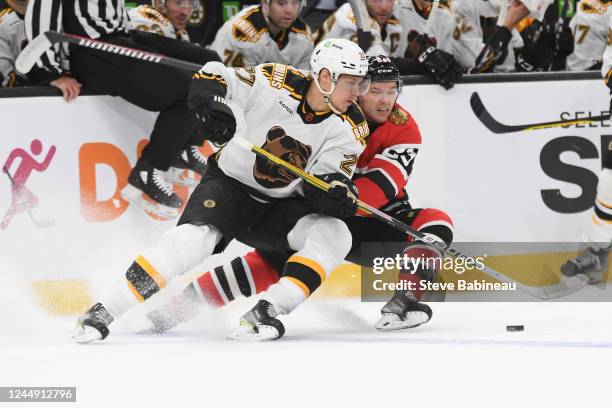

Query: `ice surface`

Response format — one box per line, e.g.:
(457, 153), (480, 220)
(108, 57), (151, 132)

(1, 270), (611, 408)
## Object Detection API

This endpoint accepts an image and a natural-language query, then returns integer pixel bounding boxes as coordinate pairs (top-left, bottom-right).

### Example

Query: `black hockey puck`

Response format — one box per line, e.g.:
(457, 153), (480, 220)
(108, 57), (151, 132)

(506, 325), (524, 332)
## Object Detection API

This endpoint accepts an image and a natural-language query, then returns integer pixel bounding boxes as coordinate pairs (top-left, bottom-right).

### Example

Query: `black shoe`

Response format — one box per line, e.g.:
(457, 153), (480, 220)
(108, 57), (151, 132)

(375, 290), (432, 331)
(166, 145), (207, 187)
(234, 300), (285, 341)
(73, 303), (114, 343)
(120, 160), (182, 218)
(561, 246), (609, 284)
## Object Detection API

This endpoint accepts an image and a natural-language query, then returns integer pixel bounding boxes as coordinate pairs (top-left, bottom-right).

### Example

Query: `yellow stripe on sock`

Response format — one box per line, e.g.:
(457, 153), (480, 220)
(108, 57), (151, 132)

(287, 255), (326, 283)
(136, 255), (167, 289)
(284, 276), (311, 296)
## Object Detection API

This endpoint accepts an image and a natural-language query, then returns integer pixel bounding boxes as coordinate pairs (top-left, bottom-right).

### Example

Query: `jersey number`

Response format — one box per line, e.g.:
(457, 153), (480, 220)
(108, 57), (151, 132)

(574, 24), (591, 45)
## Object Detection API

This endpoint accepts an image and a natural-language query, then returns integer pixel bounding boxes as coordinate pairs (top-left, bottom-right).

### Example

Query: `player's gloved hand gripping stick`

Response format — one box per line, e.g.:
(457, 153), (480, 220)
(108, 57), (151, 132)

(232, 136), (589, 301)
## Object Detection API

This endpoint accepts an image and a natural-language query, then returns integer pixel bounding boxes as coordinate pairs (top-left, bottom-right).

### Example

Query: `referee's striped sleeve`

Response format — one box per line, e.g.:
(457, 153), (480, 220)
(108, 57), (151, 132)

(25, 0), (63, 74)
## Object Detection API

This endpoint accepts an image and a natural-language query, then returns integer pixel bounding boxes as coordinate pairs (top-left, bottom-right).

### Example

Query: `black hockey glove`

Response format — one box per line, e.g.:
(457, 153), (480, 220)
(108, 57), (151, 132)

(197, 94), (236, 147)
(304, 173), (359, 219)
(417, 46), (464, 90)
(356, 29), (374, 53)
(515, 21), (555, 72)
(473, 26), (512, 73)
(555, 21), (574, 58)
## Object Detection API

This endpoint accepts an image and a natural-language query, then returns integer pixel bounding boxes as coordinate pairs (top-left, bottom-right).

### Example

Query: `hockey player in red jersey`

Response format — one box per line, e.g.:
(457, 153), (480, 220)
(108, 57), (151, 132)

(145, 55), (454, 335)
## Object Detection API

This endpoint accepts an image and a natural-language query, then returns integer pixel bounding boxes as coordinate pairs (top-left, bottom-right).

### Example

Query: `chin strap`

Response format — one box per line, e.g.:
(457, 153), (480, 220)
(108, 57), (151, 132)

(312, 76), (343, 115)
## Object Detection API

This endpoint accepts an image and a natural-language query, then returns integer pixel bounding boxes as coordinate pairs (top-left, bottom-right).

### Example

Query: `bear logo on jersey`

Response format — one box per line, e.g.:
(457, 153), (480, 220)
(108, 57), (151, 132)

(254, 126), (312, 189)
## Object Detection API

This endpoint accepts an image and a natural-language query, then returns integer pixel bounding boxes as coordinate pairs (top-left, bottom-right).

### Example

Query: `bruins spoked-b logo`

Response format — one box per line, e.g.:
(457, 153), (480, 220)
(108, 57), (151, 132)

(254, 126), (312, 189)
(203, 199), (216, 208)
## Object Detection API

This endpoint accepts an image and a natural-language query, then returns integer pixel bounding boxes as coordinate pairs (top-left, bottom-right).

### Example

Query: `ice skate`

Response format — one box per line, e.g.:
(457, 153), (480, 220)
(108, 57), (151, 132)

(561, 245), (610, 284)
(375, 290), (432, 331)
(73, 303), (114, 344)
(120, 160), (182, 218)
(230, 300), (285, 341)
(166, 145), (207, 187)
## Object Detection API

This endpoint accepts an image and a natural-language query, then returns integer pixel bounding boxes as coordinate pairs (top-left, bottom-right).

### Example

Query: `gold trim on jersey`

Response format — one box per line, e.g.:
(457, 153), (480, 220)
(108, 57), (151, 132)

(579, 0), (609, 15)
(232, 6), (268, 43)
(235, 66), (256, 87)
(0, 7), (12, 22)
(193, 72), (228, 88)
(260, 63), (307, 100)
(338, 104), (368, 145)
(137, 5), (171, 26)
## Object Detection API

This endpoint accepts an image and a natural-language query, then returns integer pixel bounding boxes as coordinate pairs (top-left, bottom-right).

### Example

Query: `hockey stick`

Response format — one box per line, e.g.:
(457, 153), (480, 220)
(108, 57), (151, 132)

(16, 31), (201, 74)
(2, 166), (56, 228)
(470, 92), (610, 133)
(348, 0), (374, 51)
(233, 136), (589, 300)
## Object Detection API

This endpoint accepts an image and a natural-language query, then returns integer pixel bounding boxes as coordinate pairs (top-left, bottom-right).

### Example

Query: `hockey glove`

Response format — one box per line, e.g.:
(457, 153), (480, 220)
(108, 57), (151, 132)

(197, 94), (236, 147)
(304, 173), (359, 219)
(515, 21), (555, 72)
(473, 26), (512, 73)
(555, 21), (574, 58)
(417, 46), (463, 90)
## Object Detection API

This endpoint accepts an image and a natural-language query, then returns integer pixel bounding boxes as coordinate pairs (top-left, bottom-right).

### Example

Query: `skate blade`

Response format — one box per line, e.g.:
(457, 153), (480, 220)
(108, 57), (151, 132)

(375, 311), (430, 332)
(166, 168), (200, 187)
(228, 321), (281, 341)
(120, 185), (180, 218)
(72, 325), (103, 344)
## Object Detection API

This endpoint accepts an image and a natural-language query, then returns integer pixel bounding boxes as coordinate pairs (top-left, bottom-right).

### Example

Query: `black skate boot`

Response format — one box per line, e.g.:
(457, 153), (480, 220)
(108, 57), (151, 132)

(166, 145), (207, 187)
(375, 290), (432, 331)
(232, 300), (285, 341)
(561, 246), (610, 284)
(120, 160), (182, 218)
(73, 303), (114, 343)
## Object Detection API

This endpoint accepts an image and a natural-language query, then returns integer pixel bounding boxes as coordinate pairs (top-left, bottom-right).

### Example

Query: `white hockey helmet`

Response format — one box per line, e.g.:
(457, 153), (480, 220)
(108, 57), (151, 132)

(311, 38), (369, 81)
(310, 38), (370, 111)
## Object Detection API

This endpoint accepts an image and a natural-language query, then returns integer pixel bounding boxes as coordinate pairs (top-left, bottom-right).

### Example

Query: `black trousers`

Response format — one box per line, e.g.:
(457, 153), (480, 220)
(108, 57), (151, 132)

(70, 30), (221, 170)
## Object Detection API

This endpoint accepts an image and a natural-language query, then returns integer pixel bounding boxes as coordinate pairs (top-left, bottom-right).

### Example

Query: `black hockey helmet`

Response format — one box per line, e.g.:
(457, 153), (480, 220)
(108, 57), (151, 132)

(367, 55), (402, 94)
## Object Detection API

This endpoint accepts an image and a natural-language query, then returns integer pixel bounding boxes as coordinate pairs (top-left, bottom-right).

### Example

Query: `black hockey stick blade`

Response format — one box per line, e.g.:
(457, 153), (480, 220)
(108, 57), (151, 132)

(470, 92), (610, 133)
(17, 31), (202, 74)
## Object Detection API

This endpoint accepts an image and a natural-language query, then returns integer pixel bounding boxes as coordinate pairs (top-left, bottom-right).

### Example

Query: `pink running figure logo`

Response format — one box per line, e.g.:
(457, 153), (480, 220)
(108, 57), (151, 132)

(1, 139), (57, 230)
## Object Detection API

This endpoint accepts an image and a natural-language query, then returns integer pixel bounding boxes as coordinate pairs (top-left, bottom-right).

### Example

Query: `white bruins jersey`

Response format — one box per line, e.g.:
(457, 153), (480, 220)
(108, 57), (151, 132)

(568, 0), (610, 71)
(128, 5), (190, 41)
(0, 7), (26, 87)
(318, 3), (403, 57)
(192, 62), (367, 199)
(394, 0), (480, 69)
(210, 6), (313, 70)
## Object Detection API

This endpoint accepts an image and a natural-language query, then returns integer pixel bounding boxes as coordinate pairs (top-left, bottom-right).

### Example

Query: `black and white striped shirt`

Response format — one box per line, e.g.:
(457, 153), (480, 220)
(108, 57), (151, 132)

(25, 0), (129, 74)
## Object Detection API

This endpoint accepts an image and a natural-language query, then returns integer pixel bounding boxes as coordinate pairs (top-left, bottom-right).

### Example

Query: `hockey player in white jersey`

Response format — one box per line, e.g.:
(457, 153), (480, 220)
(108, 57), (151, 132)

(318, 0), (404, 57)
(567, 0), (610, 71)
(73, 38), (370, 342)
(128, 0), (197, 42)
(0, 0), (81, 99)
(319, 0), (463, 89)
(561, 5), (612, 284)
(210, 0), (313, 69)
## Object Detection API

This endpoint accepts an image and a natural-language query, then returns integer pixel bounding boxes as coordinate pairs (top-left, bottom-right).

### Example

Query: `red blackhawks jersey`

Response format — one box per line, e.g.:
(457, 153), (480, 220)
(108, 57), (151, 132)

(353, 103), (420, 210)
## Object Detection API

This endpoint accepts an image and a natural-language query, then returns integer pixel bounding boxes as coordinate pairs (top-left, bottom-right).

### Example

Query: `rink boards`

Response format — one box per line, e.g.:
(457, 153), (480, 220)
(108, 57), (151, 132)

(0, 76), (609, 312)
